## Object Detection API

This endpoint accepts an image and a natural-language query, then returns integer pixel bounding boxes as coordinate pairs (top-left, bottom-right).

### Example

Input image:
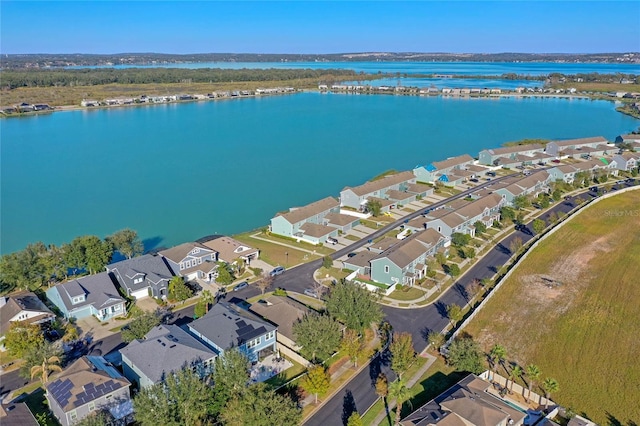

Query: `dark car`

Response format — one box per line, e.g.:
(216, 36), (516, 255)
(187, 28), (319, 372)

(347, 252), (357, 258)
(270, 266), (285, 276)
(233, 281), (248, 291)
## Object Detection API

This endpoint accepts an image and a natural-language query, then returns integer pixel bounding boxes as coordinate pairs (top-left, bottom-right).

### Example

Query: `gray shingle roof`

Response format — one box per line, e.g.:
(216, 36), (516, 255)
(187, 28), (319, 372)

(276, 197), (339, 225)
(106, 254), (174, 293)
(343, 171), (415, 197)
(119, 324), (216, 384)
(0, 292), (55, 335)
(188, 303), (276, 351)
(53, 272), (125, 313)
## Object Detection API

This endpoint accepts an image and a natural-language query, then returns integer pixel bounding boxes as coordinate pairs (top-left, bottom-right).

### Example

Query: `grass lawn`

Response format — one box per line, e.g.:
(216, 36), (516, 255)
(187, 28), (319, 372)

(233, 231), (322, 267)
(344, 234), (361, 241)
(464, 190), (640, 425)
(265, 358), (307, 388)
(23, 387), (59, 426)
(387, 286), (425, 301)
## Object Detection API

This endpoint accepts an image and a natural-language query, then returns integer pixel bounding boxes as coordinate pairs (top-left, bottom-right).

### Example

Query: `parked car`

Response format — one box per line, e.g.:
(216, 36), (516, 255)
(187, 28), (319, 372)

(347, 252), (357, 258)
(233, 281), (249, 291)
(270, 266), (285, 276)
(304, 288), (319, 298)
(327, 236), (338, 245)
(469, 178), (479, 183)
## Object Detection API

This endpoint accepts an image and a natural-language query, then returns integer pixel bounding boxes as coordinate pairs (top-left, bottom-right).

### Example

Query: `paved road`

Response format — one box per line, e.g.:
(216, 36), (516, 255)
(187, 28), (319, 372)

(303, 182), (640, 425)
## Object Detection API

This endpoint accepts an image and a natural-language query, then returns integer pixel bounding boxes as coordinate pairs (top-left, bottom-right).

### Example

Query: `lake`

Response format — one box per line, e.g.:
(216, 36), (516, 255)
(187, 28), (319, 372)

(68, 61), (640, 76)
(1, 93), (638, 254)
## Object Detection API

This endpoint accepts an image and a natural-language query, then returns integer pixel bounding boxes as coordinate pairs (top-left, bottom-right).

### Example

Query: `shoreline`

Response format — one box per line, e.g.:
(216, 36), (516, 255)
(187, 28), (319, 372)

(0, 89), (621, 119)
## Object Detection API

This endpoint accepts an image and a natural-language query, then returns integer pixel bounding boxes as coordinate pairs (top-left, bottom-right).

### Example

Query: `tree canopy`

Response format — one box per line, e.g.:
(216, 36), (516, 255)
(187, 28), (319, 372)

(446, 337), (484, 374)
(292, 314), (342, 363)
(300, 365), (331, 404)
(325, 280), (383, 333)
(390, 332), (415, 379)
(3, 322), (45, 358)
(220, 383), (301, 426)
(121, 310), (163, 343)
(107, 228), (143, 259)
(168, 276), (192, 301)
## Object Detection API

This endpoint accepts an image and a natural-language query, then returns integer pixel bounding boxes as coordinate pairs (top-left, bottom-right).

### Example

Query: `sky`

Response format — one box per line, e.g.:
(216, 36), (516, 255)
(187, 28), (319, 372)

(1, 1), (639, 54)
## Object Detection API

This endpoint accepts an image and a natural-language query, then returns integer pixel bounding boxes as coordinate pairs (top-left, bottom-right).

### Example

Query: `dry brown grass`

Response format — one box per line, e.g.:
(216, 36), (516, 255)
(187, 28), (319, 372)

(465, 190), (640, 424)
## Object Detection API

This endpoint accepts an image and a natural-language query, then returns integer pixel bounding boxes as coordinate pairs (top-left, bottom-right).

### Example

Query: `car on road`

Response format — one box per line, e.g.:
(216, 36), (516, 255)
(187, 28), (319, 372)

(304, 288), (319, 298)
(270, 266), (285, 276)
(233, 281), (249, 291)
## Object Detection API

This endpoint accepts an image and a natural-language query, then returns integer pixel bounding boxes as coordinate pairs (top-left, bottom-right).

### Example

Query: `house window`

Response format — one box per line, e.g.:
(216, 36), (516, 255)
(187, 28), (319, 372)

(198, 258), (202, 264)
(71, 296), (85, 305)
(114, 304), (121, 311)
(88, 402), (95, 412)
(69, 411), (77, 421)
(265, 331), (275, 341)
(247, 337), (261, 349)
(133, 277), (144, 284)
(437, 226), (441, 233)
(384, 266), (389, 274)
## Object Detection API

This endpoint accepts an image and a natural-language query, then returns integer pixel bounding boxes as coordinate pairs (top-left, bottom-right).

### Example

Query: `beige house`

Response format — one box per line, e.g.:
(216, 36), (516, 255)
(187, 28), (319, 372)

(202, 236), (259, 264)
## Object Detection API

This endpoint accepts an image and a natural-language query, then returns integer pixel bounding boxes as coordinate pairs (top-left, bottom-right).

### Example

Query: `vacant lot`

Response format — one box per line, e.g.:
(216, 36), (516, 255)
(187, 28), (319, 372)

(465, 190), (640, 425)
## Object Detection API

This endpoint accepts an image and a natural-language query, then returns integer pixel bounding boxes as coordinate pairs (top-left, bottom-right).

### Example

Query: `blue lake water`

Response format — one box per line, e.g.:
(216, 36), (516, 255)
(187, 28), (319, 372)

(68, 61), (640, 76)
(1, 93), (638, 254)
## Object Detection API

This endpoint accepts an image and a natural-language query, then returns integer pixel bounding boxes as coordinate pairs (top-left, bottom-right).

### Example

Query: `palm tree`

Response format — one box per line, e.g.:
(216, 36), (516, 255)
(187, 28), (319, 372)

(389, 379), (411, 426)
(525, 364), (541, 403)
(488, 344), (506, 382)
(508, 365), (523, 394)
(542, 378), (559, 410)
(201, 289), (214, 313)
(31, 355), (62, 383)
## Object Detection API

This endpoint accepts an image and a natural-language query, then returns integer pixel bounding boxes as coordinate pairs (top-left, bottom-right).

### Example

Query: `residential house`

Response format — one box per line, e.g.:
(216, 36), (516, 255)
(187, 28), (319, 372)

(547, 158), (618, 184)
(405, 182), (434, 198)
(385, 189), (416, 207)
(424, 194), (504, 237)
(46, 273), (126, 321)
(270, 196), (340, 244)
(342, 250), (379, 275)
(106, 254), (174, 300)
(492, 171), (551, 204)
(187, 302), (277, 363)
(618, 134), (640, 151)
(249, 295), (315, 364)
(401, 374), (527, 426)
(201, 236), (260, 264)
(45, 356), (133, 426)
(0, 292), (55, 342)
(340, 171), (416, 210)
(120, 324), (216, 389)
(545, 136), (609, 157)
(413, 154), (474, 184)
(0, 402), (38, 426)
(610, 152), (639, 171)
(322, 212), (361, 233)
(478, 144), (546, 166)
(159, 242), (219, 282)
(369, 228), (447, 287)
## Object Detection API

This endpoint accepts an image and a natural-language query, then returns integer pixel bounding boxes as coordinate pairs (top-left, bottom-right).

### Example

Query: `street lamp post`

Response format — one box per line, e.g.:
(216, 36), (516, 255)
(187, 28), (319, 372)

(285, 252), (288, 267)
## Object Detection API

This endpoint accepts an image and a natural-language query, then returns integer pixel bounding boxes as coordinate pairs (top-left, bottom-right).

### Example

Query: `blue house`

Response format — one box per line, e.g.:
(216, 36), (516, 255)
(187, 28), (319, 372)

(46, 272), (126, 321)
(187, 303), (277, 362)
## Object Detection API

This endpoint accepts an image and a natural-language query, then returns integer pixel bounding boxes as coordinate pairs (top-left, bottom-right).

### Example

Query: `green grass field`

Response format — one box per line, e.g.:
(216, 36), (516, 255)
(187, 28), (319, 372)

(464, 190), (640, 425)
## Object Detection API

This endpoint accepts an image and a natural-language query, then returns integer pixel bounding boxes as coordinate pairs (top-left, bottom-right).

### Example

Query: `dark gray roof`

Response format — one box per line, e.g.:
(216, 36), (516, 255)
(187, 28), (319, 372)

(119, 324), (216, 384)
(106, 254), (174, 293)
(52, 272), (125, 313)
(0, 403), (38, 426)
(188, 303), (276, 351)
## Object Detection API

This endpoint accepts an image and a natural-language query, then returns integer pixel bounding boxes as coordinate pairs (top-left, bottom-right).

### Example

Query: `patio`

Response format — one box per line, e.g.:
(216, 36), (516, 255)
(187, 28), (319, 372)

(250, 354), (293, 383)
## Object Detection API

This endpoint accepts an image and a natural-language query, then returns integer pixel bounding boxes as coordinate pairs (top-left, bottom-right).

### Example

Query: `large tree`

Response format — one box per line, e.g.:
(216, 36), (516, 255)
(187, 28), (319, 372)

(446, 337), (483, 374)
(121, 310), (163, 343)
(209, 349), (251, 419)
(325, 280), (383, 333)
(532, 218), (546, 235)
(220, 383), (301, 426)
(84, 235), (114, 274)
(427, 331), (445, 350)
(451, 232), (471, 247)
(133, 368), (212, 426)
(390, 332), (415, 380)
(300, 365), (331, 404)
(3, 322), (45, 358)
(445, 303), (463, 327)
(293, 314), (342, 363)
(107, 228), (143, 259)
(341, 329), (363, 368)
(216, 262), (235, 285)
(365, 199), (382, 217)
(168, 276), (192, 301)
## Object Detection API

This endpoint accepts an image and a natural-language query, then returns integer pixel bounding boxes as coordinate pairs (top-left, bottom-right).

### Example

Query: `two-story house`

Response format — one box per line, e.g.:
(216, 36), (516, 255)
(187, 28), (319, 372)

(547, 158), (617, 183)
(106, 254), (175, 300)
(492, 171), (551, 204)
(46, 273), (126, 321)
(610, 152), (640, 171)
(270, 196), (340, 244)
(545, 136), (609, 157)
(159, 242), (219, 282)
(201, 236), (260, 264)
(187, 302), (277, 363)
(120, 324), (216, 389)
(424, 194), (504, 237)
(0, 292), (55, 344)
(45, 356), (133, 426)
(478, 144), (546, 166)
(339, 171), (416, 210)
(413, 154), (474, 184)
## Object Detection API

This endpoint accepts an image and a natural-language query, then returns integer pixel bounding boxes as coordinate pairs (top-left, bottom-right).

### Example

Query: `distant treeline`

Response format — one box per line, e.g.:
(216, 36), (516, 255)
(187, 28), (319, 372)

(548, 72), (637, 83)
(2, 52), (637, 68)
(0, 68), (364, 89)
